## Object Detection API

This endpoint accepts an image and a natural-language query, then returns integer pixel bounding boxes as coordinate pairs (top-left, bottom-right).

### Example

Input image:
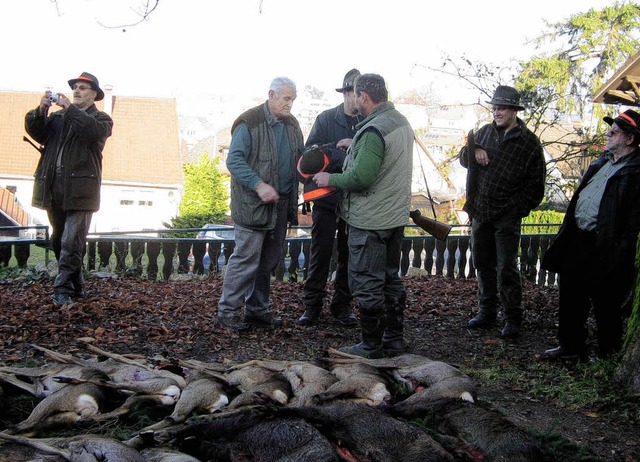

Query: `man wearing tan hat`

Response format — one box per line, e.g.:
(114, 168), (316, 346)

(539, 109), (640, 361)
(298, 68), (363, 327)
(25, 72), (113, 306)
(460, 85), (545, 340)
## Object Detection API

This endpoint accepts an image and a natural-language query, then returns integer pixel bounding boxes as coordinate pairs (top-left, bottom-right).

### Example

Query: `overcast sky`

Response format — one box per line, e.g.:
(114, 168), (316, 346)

(2, 0), (614, 109)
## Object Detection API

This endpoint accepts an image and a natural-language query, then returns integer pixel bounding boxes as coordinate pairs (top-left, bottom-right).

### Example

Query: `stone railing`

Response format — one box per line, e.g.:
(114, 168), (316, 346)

(0, 225), (561, 286)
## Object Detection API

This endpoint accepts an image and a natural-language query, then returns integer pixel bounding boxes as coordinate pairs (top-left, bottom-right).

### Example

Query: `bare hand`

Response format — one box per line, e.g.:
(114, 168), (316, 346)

(255, 182), (280, 203)
(313, 172), (330, 187)
(336, 138), (352, 151)
(56, 93), (71, 109)
(475, 148), (489, 166)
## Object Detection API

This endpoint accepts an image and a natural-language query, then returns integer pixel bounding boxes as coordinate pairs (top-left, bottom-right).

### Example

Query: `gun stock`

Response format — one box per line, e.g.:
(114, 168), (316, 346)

(409, 210), (452, 242)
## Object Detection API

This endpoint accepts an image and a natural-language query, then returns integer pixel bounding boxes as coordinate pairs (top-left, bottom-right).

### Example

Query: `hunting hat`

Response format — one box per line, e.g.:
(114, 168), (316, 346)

(604, 109), (640, 135)
(297, 145), (331, 178)
(486, 85), (525, 110)
(335, 68), (360, 93)
(68, 71), (104, 101)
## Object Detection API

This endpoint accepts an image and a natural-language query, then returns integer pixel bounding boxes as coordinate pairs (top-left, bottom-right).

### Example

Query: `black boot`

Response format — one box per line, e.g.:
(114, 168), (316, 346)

(298, 306), (321, 326)
(383, 297), (406, 356)
(338, 309), (385, 358)
(467, 310), (497, 328)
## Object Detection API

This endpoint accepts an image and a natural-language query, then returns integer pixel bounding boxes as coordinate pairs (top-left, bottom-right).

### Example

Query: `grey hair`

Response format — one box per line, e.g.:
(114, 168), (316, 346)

(355, 74), (388, 104)
(270, 77), (297, 95)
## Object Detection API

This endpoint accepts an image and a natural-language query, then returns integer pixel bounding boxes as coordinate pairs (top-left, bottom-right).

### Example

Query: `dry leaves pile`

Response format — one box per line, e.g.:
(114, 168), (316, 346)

(0, 274), (638, 460)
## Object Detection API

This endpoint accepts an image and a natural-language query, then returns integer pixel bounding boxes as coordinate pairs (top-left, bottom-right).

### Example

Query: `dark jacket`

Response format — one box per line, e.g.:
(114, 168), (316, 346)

(542, 148), (640, 276)
(229, 102), (303, 230)
(460, 118), (545, 221)
(25, 103), (113, 212)
(303, 103), (362, 210)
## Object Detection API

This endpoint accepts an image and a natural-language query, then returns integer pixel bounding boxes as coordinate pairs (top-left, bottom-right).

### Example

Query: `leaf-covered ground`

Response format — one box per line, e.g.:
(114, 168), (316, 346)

(1, 274), (639, 460)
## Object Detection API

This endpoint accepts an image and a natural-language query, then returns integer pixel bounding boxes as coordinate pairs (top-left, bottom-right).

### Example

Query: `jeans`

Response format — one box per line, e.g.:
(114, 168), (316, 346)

(218, 198), (289, 319)
(471, 213), (522, 323)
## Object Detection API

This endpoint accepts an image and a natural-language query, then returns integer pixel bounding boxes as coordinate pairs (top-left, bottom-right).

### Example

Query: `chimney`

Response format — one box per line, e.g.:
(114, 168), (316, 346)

(103, 84), (113, 116)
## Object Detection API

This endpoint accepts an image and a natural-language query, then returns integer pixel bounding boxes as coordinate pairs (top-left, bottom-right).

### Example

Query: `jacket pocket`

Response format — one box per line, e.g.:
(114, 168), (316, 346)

(69, 174), (99, 199)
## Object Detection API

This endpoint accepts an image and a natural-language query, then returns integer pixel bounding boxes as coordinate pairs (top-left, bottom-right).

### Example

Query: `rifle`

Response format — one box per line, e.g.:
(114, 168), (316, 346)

(23, 136), (44, 155)
(409, 209), (452, 242)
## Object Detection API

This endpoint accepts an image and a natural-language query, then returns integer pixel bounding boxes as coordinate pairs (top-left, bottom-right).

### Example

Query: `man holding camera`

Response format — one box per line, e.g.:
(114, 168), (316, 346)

(25, 72), (113, 306)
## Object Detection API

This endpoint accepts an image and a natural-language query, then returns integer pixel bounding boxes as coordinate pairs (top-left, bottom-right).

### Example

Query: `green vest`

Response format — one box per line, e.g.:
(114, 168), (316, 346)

(339, 102), (414, 230)
(230, 102), (303, 229)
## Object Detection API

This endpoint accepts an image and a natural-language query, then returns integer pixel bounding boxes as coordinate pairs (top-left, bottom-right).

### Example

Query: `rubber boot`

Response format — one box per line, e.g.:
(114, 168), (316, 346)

(338, 310), (385, 359)
(298, 305), (321, 326)
(382, 297), (406, 356)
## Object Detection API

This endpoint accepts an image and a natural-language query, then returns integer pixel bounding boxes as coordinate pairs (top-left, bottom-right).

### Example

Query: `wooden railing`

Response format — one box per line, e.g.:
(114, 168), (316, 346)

(0, 225), (561, 287)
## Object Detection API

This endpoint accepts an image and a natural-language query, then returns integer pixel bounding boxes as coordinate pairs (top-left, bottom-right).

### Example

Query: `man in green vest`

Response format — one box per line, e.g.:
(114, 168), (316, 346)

(313, 73), (414, 358)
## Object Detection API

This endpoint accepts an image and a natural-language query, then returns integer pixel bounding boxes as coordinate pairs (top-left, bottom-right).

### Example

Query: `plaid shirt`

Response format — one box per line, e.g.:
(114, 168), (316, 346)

(461, 119), (545, 221)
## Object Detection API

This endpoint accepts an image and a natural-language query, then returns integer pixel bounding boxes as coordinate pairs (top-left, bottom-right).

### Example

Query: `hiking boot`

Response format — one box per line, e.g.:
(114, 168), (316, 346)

(467, 311), (496, 329)
(334, 313), (358, 327)
(52, 293), (74, 306)
(298, 307), (321, 326)
(216, 316), (250, 333)
(244, 312), (283, 328)
(500, 321), (521, 339)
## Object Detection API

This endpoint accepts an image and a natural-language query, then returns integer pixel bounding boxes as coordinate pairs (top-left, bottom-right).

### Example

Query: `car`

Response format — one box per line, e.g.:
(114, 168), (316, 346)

(196, 224), (235, 241)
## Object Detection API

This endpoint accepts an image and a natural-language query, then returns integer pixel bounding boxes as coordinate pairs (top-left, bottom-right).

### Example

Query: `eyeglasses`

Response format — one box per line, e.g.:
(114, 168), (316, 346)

(72, 84), (93, 91)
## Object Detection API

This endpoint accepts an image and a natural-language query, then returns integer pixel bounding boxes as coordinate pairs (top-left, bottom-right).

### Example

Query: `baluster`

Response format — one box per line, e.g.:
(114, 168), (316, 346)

(457, 236), (470, 279)
(14, 244), (30, 267)
(97, 241), (113, 269)
(208, 242), (222, 274)
(528, 236), (540, 282)
(401, 239), (411, 276)
(446, 236), (457, 278)
(192, 241), (206, 275)
(412, 239), (424, 269)
(0, 245), (11, 266)
(423, 237), (435, 275)
(87, 241), (97, 271)
(302, 240), (311, 280)
(176, 241), (191, 274)
(519, 235), (531, 279)
(114, 241), (128, 273)
(146, 241), (161, 280)
(129, 241), (145, 276)
(434, 239), (446, 276)
(162, 242), (177, 280)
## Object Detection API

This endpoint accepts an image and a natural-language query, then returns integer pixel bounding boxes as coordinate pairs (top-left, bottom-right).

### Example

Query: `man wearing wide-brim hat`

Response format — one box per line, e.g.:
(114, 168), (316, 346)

(25, 71), (113, 306)
(539, 109), (640, 361)
(459, 85), (546, 340)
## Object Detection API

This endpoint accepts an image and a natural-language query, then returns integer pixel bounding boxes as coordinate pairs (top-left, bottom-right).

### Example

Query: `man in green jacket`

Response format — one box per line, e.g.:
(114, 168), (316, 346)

(313, 73), (414, 358)
(25, 72), (113, 306)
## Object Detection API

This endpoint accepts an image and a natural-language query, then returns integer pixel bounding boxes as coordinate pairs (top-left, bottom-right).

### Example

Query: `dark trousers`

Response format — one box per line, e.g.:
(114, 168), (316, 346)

(557, 230), (631, 357)
(48, 173), (93, 295)
(47, 208), (92, 296)
(471, 213), (523, 323)
(302, 205), (352, 313)
(347, 226), (406, 315)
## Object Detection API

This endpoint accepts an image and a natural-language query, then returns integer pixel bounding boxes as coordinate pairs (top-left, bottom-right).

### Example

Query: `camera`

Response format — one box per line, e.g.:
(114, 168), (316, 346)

(48, 93), (60, 103)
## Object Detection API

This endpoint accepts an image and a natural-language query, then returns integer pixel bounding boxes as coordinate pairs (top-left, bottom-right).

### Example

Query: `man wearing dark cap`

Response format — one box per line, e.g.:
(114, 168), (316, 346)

(297, 69), (363, 327)
(460, 85), (546, 339)
(539, 109), (640, 361)
(25, 72), (113, 306)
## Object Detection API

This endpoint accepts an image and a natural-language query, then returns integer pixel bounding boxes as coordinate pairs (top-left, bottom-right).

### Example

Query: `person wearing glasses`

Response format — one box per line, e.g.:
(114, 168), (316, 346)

(539, 109), (640, 361)
(460, 85), (546, 340)
(25, 72), (113, 306)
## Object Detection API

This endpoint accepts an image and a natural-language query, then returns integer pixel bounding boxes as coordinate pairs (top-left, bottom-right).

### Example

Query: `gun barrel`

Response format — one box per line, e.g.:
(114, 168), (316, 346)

(409, 210), (452, 242)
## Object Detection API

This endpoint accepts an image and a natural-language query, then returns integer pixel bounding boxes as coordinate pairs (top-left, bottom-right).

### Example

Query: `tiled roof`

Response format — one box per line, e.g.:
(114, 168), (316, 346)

(0, 91), (183, 185)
